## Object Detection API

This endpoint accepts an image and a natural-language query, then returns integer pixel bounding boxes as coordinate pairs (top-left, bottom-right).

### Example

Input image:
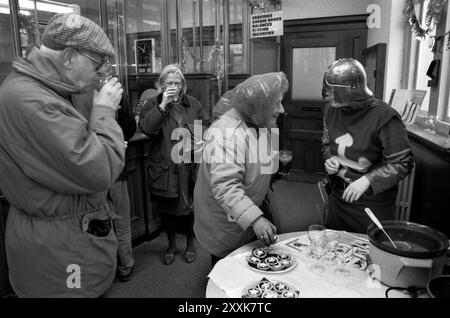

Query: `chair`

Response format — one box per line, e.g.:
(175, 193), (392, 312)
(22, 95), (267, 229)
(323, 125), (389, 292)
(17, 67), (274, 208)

(394, 162), (416, 221)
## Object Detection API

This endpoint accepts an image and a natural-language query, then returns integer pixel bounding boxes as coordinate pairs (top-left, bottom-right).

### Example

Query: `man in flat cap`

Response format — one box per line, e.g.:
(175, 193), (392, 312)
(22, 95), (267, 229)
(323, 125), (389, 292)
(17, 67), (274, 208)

(0, 13), (125, 297)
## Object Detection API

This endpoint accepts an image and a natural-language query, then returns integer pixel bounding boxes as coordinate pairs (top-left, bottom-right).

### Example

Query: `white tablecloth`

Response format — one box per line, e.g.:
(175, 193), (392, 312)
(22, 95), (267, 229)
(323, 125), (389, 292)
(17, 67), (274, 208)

(208, 232), (403, 298)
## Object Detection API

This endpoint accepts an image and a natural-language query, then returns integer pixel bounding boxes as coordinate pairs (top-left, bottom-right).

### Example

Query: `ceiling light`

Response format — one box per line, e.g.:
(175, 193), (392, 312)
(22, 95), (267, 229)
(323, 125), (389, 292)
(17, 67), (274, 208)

(0, 0), (78, 14)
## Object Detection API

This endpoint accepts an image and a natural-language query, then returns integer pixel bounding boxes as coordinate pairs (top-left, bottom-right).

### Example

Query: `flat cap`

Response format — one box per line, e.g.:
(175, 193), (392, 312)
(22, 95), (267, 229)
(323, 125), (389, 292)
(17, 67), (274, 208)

(41, 13), (115, 57)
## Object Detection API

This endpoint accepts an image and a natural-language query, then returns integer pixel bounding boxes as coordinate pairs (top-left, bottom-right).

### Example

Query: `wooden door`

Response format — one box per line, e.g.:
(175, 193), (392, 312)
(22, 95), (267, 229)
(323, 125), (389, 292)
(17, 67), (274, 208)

(281, 16), (368, 182)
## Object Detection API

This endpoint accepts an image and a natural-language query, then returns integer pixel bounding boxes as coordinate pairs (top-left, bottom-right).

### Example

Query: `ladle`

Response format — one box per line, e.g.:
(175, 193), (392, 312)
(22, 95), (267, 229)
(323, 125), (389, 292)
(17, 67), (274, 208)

(364, 208), (397, 249)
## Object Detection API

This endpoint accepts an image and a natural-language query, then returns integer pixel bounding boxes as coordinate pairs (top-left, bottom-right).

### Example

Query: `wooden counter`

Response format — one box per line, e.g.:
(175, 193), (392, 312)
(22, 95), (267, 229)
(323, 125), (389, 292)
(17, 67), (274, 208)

(126, 133), (161, 241)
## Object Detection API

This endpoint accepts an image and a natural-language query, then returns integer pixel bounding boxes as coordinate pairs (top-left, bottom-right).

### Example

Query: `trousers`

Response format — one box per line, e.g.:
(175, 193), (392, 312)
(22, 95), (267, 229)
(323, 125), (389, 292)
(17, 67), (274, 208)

(110, 180), (135, 275)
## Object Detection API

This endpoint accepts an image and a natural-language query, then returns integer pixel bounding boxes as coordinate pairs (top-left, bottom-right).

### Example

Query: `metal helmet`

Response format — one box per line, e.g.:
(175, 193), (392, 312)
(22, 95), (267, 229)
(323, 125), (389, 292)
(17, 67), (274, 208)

(323, 58), (373, 107)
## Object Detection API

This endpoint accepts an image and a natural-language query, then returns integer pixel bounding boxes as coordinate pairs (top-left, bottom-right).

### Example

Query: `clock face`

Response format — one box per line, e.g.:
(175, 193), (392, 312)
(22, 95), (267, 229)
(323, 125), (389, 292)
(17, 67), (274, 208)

(135, 39), (154, 73)
(137, 40), (153, 62)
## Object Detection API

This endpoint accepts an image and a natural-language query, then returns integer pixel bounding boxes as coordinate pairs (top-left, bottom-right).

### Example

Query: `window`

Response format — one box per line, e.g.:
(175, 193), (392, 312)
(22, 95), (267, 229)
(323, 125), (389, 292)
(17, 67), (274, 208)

(125, 0), (163, 74)
(177, 0), (246, 74)
(12, 0), (81, 57)
(124, 0), (247, 75)
(0, 2), (15, 84)
(403, 0), (450, 130)
(405, 0), (434, 114)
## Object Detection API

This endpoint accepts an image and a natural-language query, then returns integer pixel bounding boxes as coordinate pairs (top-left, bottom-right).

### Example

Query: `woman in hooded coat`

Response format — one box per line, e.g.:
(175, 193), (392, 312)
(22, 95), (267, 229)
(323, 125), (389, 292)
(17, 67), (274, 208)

(194, 72), (289, 266)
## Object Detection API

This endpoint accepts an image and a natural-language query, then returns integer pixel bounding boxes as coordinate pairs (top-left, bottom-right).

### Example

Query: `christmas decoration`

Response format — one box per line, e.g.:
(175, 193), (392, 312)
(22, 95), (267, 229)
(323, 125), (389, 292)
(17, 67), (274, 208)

(425, 0), (447, 29)
(403, 0), (428, 40)
(18, 13), (39, 57)
(207, 41), (225, 97)
(181, 37), (195, 74)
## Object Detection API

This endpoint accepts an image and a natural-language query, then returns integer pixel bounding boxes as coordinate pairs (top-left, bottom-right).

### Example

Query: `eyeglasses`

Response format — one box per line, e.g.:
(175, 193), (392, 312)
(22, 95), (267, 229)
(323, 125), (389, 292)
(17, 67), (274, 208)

(78, 51), (110, 72)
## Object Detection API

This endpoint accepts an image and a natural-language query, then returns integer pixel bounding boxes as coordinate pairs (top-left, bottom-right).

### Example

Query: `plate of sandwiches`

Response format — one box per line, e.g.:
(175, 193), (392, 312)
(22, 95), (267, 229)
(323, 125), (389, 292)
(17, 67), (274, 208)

(242, 277), (300, 298)
(245, 247), (297, 273)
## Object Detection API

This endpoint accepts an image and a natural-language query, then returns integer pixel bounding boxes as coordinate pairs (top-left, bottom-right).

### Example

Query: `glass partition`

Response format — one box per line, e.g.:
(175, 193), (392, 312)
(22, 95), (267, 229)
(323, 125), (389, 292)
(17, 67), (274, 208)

(0, 1), (15, 84)
(12, 0), (96, 57)
(168, 0), (177, 66)
(122, 0), (247, 75)
(228, 0), (243, 74)
(180, 0), (201, 73)
(124, 0), (163, 75)
(4, 0), (250, 85)
(105, 0), (128, 92)
(200, 0), (219, 73)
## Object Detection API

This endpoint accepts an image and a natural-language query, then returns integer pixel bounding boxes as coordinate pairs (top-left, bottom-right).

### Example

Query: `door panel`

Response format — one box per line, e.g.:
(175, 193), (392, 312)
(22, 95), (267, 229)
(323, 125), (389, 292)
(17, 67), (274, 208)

(291, 46), (337, 100)
(281, 17), (368, 181)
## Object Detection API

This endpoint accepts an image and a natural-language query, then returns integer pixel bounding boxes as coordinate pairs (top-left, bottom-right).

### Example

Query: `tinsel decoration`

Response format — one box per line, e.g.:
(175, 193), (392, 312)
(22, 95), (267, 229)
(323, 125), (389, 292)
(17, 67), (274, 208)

(447, 31), (450, 50)
(425, 0), (447, 29)
(18, 13), (40, 57)
(249, 0), (281, 11)
(249, 0), (266, 10)
(207, 41), (225, 97)
(403, 0), (428, 40)
(181, 38), (194, 74)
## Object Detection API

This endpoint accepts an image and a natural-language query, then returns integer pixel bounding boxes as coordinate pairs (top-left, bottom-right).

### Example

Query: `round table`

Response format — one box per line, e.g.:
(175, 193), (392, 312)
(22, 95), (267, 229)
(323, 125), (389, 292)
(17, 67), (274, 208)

(205, 231), (412, 298)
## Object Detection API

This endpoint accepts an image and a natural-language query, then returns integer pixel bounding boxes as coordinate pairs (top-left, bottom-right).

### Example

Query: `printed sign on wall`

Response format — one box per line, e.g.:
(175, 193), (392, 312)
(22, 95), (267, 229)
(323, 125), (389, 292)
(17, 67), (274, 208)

(250, 11), (283, 39)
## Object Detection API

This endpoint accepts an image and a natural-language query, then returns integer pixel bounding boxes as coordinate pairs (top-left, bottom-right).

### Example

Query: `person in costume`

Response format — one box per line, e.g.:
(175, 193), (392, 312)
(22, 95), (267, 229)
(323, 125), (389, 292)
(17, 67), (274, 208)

(321, 58), (413, 233)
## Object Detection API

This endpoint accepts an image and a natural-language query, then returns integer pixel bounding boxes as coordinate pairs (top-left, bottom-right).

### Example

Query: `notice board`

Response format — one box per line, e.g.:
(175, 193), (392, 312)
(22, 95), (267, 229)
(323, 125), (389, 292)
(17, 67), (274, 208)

(250, 11), (283, 39)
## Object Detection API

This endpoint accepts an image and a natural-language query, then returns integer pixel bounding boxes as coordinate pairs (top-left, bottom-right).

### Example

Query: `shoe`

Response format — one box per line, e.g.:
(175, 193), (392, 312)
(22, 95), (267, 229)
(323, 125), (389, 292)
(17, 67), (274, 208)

(163, 250), (175, 265)
(185, 250), (197, 263)
(117, 264), (134, 283)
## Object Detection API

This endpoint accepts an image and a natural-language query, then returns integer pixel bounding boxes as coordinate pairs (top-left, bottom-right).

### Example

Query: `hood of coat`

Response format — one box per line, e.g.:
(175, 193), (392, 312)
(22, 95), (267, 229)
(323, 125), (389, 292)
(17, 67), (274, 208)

(12, 47), (81, 98)
(213, 72), (288, 128)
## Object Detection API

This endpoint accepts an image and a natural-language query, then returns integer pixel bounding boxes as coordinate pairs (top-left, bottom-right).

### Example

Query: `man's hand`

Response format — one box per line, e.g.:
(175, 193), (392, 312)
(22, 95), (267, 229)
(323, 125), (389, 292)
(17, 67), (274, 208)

(342, 176), (371, 203)
(252, 216), (277, 246)
(324, 157), (340, 175)
(93, 77), (123, 110)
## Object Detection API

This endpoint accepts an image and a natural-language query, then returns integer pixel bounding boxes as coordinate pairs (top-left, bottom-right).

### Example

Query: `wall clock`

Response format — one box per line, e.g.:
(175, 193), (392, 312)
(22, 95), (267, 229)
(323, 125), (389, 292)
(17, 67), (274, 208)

(134, 38), (155, 74)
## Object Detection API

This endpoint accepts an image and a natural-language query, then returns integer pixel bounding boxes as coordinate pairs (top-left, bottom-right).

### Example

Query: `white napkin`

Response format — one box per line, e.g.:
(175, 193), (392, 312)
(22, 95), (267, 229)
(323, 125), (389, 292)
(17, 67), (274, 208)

(208, 254), (263, 298)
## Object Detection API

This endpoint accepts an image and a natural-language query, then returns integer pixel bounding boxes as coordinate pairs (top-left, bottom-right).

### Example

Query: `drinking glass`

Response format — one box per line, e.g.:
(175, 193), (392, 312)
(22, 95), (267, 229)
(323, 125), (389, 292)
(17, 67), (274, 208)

(424, 115), (437, 134)
(97, 62), (115, 88)
(307, 224), (326, 273)
(333, 245), (351, 277)
(446, 128), (450, 148)
(279, 150), (293, 175)
(170, 85), (180, 103)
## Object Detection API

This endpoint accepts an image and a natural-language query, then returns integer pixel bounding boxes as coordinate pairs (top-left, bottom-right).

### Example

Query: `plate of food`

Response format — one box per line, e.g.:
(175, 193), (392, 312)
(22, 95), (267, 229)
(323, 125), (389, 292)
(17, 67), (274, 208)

(241, 277), (300, 298)
(245, 247), (297, 273)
